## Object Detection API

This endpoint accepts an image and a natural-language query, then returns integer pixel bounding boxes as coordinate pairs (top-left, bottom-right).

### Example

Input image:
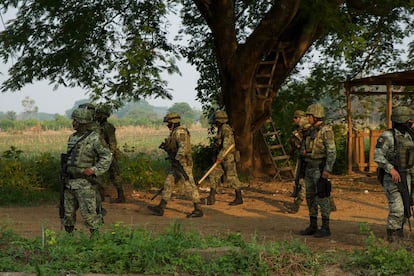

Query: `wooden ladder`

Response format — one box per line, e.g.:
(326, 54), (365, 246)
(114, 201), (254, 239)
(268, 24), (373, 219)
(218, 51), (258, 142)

(260, 119), (295, 180)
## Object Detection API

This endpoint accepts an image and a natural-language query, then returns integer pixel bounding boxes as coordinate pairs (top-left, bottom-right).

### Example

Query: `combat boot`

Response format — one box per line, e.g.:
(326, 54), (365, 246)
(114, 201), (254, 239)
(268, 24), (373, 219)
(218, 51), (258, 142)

(201, 188), (216, 205)
(187, 203), (204, 218)
(111, 188), (126, 203)
(148, 199), (167, 216)
(65, 225), (74, 234)
(387, 228), (403, 243)
(229, 189), (243, 206)
(330, 197), (337, 212)
(313, 217), (331, 238)
(300, 216), (318, 235)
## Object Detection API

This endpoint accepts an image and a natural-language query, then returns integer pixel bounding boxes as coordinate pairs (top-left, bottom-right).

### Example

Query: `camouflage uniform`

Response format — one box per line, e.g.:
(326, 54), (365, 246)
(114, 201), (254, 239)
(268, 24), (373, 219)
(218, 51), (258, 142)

(96, 105), (125, 203)
(148, 112), (203, 218)
(374, 106), (414, 242)
(203, 111), (243, 206)
(63, 108), (112, 235)
(300, 103), (336, 238)
(289, 110), (310, 213)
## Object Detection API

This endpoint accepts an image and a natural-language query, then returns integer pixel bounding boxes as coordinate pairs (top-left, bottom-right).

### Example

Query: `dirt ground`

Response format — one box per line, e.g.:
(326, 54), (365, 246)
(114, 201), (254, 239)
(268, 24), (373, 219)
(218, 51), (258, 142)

(1, 172), (408, 254)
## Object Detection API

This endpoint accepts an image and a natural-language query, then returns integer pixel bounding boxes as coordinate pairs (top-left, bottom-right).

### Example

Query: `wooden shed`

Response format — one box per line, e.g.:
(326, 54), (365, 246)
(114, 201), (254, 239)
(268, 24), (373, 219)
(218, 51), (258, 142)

(343, 70), (414, 174)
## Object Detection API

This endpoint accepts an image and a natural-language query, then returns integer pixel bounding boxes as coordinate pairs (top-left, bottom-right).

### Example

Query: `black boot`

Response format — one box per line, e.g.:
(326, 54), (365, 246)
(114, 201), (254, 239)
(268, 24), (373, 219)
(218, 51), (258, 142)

(201, 188), (216, 205)
(112, 188), (126, 203)
(148, 199), (167, 216)
(187, 203), (204, 218)
(313, 217), (331, 238)
(387, 228), (403, 243)
(65, 225), (74, 234)
(300, 216), (318, 235)
(229, 189), (243, 206)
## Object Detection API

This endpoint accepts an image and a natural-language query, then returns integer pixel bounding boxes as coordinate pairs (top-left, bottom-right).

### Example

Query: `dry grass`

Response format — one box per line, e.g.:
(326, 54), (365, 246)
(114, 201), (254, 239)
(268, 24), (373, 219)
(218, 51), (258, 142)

(0, 126), (209, 157)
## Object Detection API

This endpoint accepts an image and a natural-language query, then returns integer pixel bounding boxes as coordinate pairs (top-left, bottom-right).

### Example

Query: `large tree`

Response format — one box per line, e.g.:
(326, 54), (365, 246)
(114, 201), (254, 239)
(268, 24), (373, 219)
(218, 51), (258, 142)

(0, 1), (413, 176)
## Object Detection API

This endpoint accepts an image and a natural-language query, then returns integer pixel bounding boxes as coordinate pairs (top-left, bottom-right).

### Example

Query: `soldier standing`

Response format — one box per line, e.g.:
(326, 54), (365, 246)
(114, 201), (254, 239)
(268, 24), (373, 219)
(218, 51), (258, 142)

(202, 111), (243, 206)
(95, 104), (125, 203)
(299, 103), (336, 238)
(147, 112), (203, 218)
(288, 110), (310, 213)
(63, 107), (112, 235)
(374, 106), (414, 243)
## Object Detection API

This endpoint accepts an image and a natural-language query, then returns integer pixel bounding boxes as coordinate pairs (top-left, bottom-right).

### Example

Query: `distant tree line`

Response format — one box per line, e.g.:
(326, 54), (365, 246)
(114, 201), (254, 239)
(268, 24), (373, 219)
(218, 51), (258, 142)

(0, 100), (206, 131)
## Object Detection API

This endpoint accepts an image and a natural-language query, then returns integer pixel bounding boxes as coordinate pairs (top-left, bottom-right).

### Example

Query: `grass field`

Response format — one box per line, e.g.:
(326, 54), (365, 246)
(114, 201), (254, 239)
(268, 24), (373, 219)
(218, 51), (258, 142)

(0, 125), (209, 157)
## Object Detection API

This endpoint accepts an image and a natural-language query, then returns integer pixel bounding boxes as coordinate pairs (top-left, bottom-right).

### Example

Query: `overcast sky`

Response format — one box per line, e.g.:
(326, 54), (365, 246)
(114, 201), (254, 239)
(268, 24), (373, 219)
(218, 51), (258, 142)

(0, 8), (201, 115)
(0, 58), (201, 114)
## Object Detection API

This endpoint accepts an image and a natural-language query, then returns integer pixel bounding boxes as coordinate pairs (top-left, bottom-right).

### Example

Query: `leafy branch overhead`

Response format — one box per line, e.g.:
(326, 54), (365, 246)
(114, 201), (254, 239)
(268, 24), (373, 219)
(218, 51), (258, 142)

(0, 0), (180, 102)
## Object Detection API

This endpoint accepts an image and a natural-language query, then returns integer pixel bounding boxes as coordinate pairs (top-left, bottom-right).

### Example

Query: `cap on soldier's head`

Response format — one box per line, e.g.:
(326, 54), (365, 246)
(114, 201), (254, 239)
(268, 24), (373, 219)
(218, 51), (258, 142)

(71, 108), (94, 124)
(214, 110), (228, 123)
(391, 106), (414, 123)
(294, 110), (306, 118)
(306, 103), (325, 119)
(163, 112), (181, 123)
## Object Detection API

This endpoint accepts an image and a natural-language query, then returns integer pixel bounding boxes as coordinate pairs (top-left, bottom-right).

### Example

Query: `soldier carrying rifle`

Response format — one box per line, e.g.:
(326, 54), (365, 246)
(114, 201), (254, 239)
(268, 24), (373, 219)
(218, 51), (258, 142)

(147, 112), (203, 218)
(374, 106), (414, 243)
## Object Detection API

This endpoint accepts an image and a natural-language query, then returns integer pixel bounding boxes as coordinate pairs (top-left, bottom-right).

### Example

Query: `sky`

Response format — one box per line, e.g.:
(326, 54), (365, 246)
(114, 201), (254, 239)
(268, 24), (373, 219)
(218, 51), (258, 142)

(0, 59), (201, 115)
(0, 8), (201, 115)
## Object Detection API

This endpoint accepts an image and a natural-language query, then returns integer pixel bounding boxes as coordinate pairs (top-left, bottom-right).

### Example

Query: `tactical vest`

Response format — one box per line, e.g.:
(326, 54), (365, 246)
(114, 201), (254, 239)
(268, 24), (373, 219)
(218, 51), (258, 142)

(388, 130), (414, 171)
(164, 125), (191, 157)
(303, 124), (330, 159)
(66, 131), (96, 178)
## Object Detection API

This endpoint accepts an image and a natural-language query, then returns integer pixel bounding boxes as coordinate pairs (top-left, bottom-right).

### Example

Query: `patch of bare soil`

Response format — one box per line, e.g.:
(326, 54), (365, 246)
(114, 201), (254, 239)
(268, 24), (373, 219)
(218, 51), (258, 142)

(2, 173), (411, 263)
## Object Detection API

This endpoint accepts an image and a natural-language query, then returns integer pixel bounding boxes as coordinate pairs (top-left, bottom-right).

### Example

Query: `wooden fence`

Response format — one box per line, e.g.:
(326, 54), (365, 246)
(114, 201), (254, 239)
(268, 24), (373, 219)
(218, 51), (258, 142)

(350, 129), (383, 173)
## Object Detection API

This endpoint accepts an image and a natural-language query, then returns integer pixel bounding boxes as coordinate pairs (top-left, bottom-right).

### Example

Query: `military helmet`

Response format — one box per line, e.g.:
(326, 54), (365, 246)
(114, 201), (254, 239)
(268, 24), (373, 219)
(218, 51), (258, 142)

(294, 110), (306, 118)
(306, 103), (325, 119)
(391, 106), (414, 123)
(71, 108), (94, 124)
(96, 104), (112, 117)
(163, 112), (181, 123)
(213, 110), (228, 123)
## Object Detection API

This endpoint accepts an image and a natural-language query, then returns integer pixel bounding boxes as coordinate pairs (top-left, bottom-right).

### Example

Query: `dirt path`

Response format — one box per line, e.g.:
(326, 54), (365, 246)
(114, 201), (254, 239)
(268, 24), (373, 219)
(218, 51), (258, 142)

(1, 173), (403, 252)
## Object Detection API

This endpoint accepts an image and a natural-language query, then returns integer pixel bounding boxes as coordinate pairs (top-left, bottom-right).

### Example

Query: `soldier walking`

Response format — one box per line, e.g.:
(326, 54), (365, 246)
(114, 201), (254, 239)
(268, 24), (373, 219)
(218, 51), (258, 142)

(202, 111), (243, 206)
(62, 107), (112, 235)
(147, 112), (203, 218)
(374, 106), (414, 243)
(299, 103), (336, 238)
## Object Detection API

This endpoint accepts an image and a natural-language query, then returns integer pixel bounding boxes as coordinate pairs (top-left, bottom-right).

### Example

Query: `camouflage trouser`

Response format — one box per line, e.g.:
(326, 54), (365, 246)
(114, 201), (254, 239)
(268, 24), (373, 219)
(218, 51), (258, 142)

(64, 179), (103, 230)
(162, 164), (200, 203)
(208, 154), (242, 190)
(383, 174), (407, 230)
(304, 165), (330, 218)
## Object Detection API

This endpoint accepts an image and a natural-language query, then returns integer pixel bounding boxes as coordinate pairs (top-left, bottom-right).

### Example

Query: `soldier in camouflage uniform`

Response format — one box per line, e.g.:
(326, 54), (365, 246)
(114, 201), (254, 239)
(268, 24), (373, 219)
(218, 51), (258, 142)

(63, 107), (113, 235)
(202, 111), (243, 206)
(147, 112), (203, 218)
(288, 110), (310, 213)
(96, 104), (125, 203)
(299, 103), (336, 238)
(374, 106), (414, 243)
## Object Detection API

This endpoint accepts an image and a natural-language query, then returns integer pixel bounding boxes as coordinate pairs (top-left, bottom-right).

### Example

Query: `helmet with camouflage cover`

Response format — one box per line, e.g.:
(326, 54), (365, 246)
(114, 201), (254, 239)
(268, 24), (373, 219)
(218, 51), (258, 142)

(71, 108), (94, 124)
(96, 103), (112, 117)
(306, 103), (325, 119)
(391, 106), (414, 123)
(294, 110), (306, 118)
(163, 112), (181, 123)
(213, 110), (228, 124)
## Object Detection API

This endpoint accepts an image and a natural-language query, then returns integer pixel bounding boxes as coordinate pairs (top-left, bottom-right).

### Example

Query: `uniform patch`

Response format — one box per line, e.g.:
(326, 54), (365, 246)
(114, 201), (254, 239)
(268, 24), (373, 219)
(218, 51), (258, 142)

(376, 137), (385, 148)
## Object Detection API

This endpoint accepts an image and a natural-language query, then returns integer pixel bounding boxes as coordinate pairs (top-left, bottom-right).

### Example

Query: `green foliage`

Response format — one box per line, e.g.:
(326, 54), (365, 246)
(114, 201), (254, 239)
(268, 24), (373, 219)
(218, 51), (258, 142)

(192, 143), (216, 182)
(0, 148), (57, 206)
(343, 223), (414, 275)
(0, 222), (329, 275)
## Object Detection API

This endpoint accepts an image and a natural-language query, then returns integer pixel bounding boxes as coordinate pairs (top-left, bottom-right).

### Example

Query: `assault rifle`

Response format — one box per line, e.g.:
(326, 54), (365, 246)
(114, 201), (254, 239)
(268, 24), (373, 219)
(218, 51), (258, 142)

(151, 141), (190, 200)
(394, 131), (413, 230)
(59, 153), (68, 221)
(291, 156), (306, 198)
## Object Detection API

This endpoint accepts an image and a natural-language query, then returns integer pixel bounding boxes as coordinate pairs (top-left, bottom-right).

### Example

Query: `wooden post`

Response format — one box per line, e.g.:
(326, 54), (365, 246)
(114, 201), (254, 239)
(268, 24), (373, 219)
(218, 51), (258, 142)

(345, 83), (353, 174)
(368, 129), (382, 172)
(386, 80), (393, 129)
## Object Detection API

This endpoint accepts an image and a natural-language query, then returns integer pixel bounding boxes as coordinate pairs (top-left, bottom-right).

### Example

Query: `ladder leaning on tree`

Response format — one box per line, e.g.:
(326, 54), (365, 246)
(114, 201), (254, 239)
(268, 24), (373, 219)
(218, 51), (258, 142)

(260, 119), (295, 180)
